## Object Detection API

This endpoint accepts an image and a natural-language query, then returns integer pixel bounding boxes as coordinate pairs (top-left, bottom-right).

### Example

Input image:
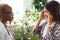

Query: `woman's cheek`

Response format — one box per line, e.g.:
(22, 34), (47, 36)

(44, 13), (48, 17)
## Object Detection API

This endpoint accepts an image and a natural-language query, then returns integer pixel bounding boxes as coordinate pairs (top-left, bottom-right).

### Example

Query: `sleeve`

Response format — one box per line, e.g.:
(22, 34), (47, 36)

(53, 25), (60, 40)
(33, 21), (47, 35)
(0, 31), (11, 40)
(5, 31), (12, 40)
(0, 30), (6, 40)
(0, 21), (12, 40)
(33, 26), (42, 35)
(0, 21), (6, 40)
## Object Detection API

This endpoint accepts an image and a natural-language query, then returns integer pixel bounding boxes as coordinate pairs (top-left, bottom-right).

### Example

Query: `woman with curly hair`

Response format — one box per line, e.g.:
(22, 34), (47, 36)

(0, 4), (14, 40)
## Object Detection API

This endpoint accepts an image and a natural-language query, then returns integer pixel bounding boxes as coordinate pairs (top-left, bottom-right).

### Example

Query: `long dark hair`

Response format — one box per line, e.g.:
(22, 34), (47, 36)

(45, 1), (60, 23)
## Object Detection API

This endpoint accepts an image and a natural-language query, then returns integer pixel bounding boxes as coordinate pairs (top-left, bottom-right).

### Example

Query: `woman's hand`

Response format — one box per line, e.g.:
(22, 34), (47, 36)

(39, 10), (45, 20)
(47, 13), (52, 25)
(34, 10), (45, 30)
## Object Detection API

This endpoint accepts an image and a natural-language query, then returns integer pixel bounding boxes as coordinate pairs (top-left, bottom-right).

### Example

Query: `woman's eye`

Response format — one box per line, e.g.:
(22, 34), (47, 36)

(46, 11), (49, 13)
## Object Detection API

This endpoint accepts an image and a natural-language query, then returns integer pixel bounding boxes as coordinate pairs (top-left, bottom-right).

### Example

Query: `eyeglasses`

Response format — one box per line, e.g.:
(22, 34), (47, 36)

(2, 11), (13, 14)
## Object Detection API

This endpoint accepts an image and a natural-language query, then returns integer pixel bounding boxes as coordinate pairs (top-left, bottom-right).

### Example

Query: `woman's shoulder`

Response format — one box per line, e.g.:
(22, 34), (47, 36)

(54, 23), (60, 30)
(0, 21), (8, 35)
(51, 23), (60, 40)
(52, 23), (60, 32)
(0, 21), (5, 27)
(52, 23), (60, 35)
(0, 21), (7, 40)
(0, 21), (13, 40)
(0, 21), (6, 31)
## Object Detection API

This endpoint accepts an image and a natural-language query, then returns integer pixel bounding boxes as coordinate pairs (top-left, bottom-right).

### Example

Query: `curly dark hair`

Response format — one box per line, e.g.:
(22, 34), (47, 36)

(0, 4), (13, 22)
(45, 1), (60, 23)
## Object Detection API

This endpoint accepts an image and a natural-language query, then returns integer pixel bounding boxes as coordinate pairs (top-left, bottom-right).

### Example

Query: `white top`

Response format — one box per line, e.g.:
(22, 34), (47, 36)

(42, 22), (56, 38)
(0, 21), (14, 40)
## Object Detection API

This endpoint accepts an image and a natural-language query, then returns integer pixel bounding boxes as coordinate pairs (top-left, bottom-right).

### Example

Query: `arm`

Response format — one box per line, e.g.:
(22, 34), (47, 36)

(33, 10), (45, 35)
(34, 18), (41, 30)
(33, 18), (42, 35)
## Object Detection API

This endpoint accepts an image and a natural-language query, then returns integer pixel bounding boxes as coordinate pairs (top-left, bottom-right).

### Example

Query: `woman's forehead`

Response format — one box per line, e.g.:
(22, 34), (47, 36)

(43, 8), (49, 12)
(44, 8), (47, 11)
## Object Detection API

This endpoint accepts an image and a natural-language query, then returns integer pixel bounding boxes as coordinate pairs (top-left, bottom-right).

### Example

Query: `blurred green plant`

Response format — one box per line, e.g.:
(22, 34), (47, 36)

(33, 0), (47, 11)
(11, 0), (47, 40)
(13, 9), (40, 40)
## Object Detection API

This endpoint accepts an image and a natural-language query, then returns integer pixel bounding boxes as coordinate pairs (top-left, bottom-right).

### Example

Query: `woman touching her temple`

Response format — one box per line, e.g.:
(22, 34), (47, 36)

(33, 1), (60, 40)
